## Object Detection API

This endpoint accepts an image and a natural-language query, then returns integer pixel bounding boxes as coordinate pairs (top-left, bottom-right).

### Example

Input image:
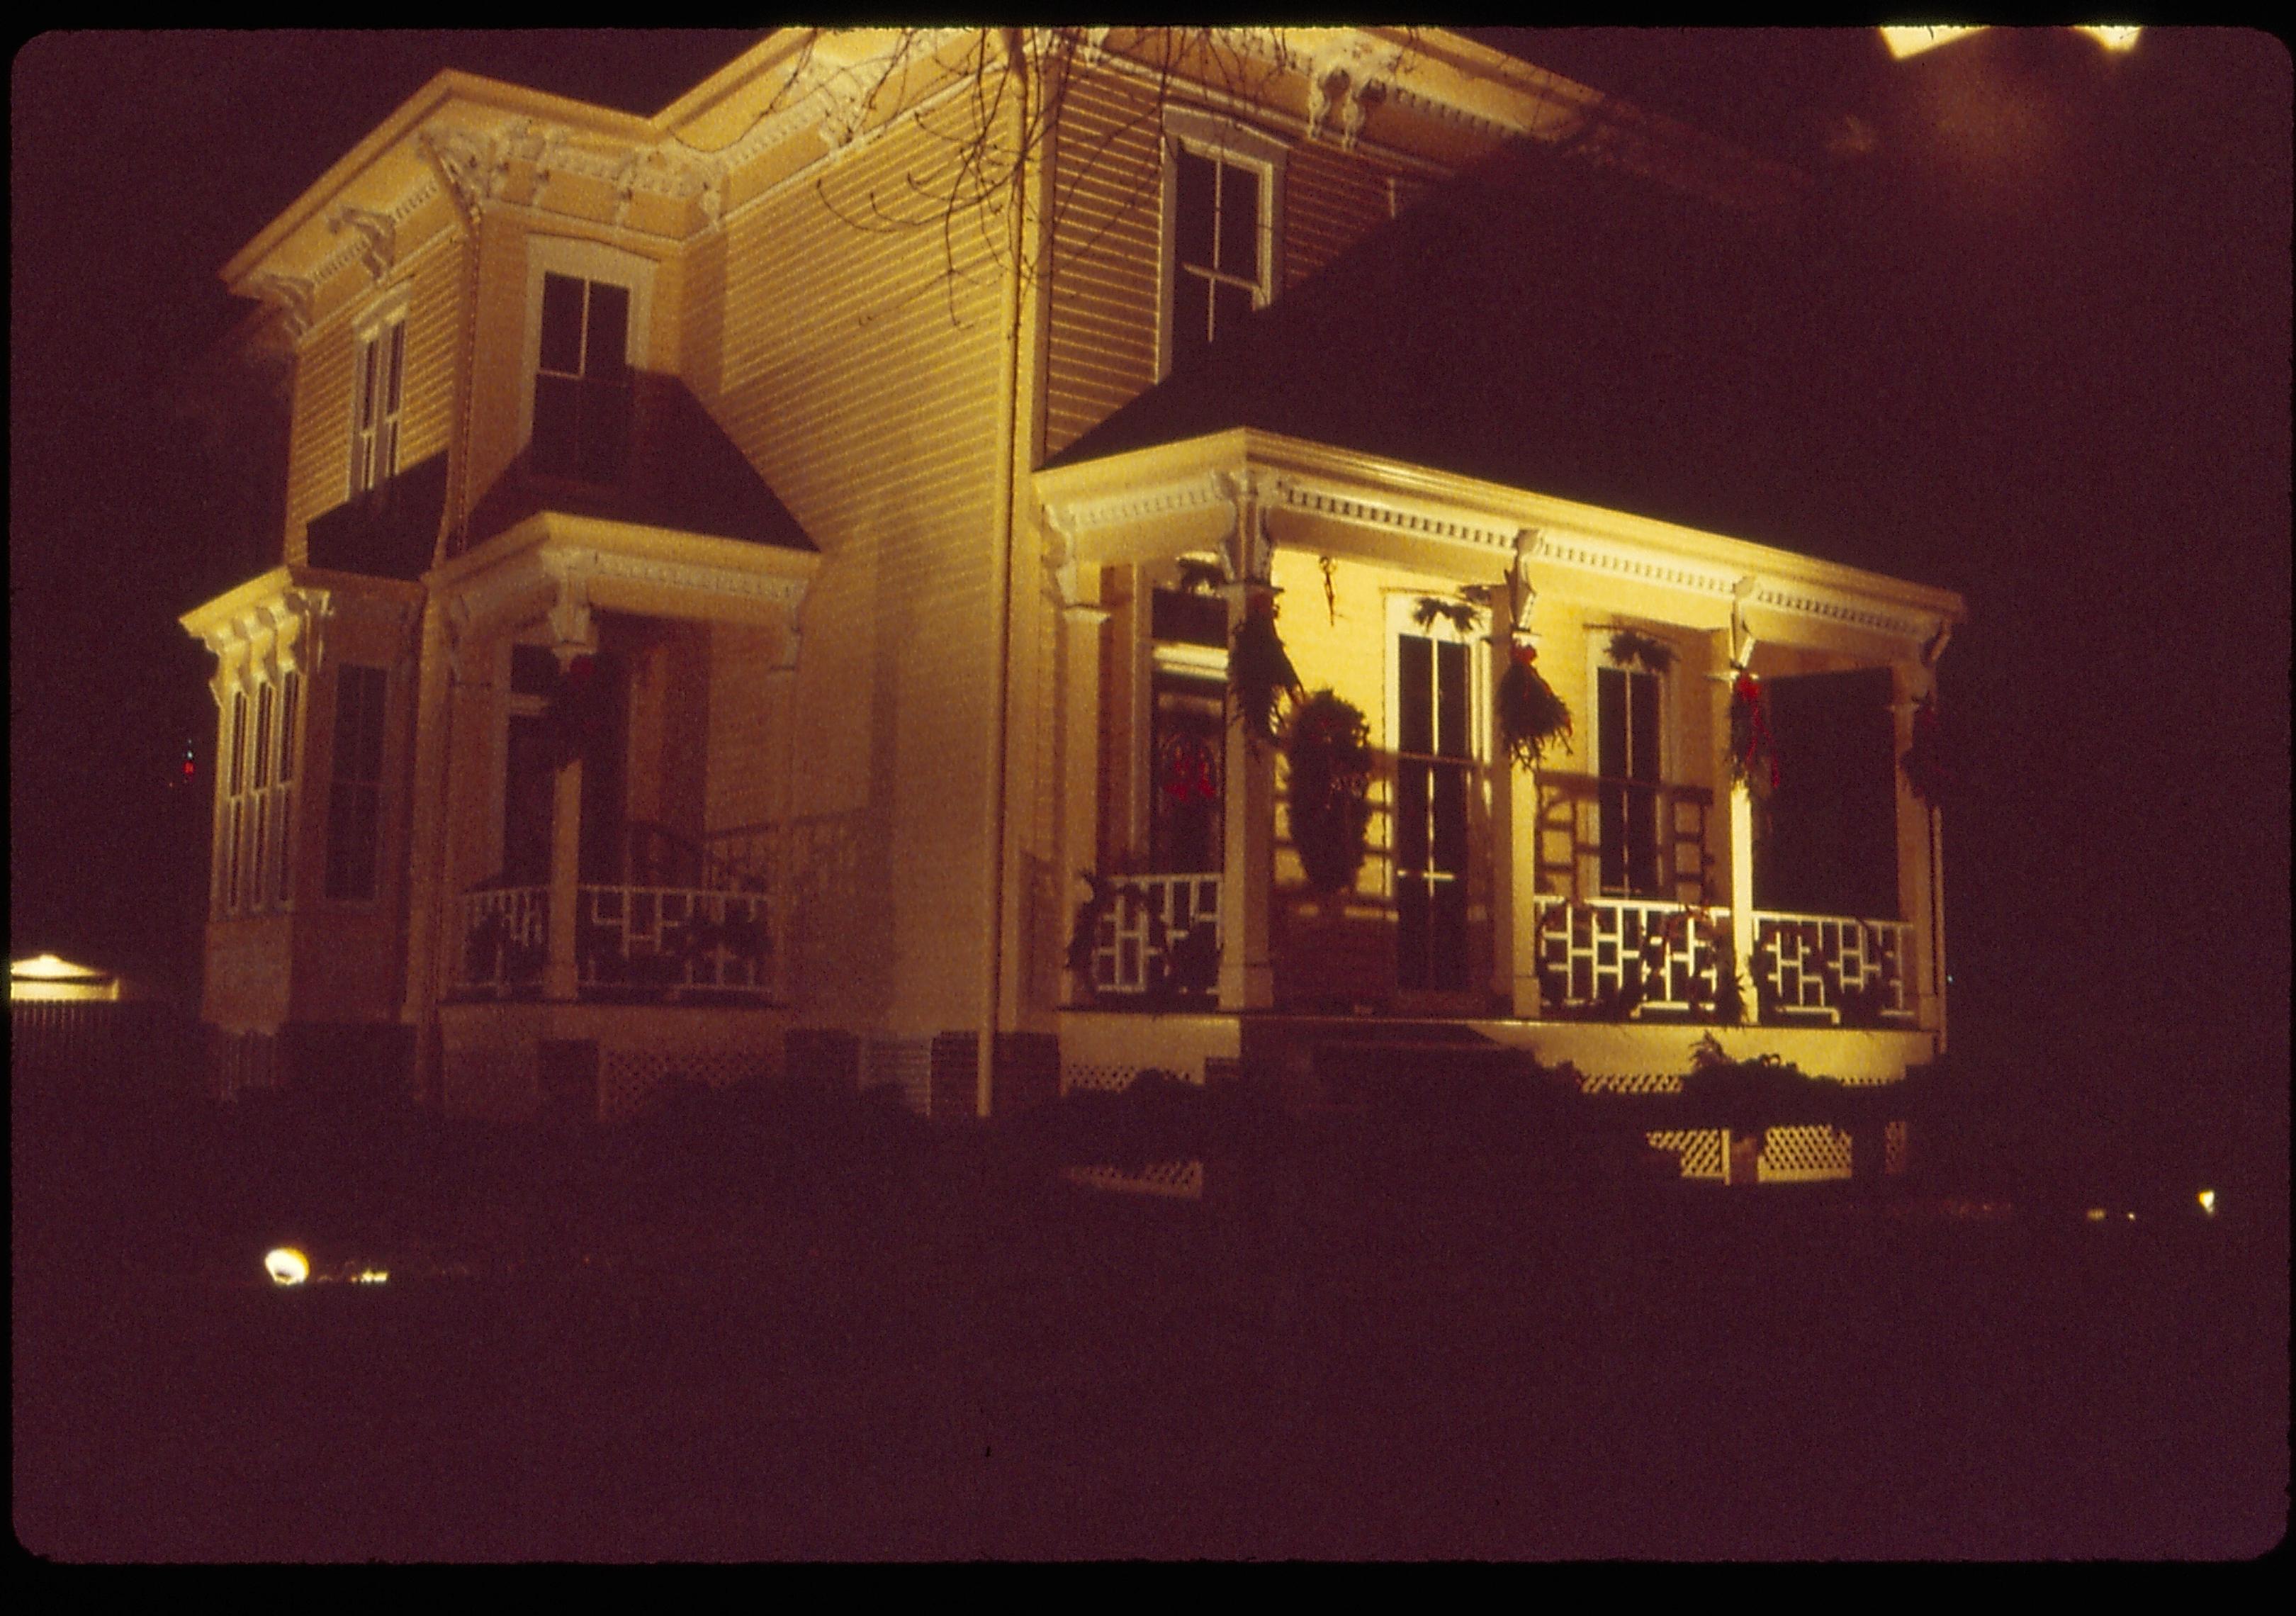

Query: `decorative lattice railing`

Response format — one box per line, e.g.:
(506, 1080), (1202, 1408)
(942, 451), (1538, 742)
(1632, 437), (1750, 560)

(1751, 910), (1915, 1024)
(1090, 872), (1222, 997)
(1533, 896), (1730, 1016)
(456, 886), (549, 996)
(579, 885), (779, 999)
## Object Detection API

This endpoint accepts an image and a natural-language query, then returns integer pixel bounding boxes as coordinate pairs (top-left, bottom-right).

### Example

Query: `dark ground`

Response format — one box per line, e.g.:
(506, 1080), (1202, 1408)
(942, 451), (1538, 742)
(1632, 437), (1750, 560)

(13, 1075), (2287, 1561)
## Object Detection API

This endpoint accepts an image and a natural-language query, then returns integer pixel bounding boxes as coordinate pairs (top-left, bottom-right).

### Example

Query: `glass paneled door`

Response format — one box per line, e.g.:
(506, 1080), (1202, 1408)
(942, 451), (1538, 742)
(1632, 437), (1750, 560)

(1394, 627), (1474, 992)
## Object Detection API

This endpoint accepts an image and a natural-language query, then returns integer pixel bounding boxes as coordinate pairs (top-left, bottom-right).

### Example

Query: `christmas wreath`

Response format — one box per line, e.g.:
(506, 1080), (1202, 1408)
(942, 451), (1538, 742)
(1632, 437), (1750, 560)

(1727, 671), (1778, 791)
(1283, 690), (1375, 894)
(1228, 593), (1300, 749)
(1496, 644), (1573, 768)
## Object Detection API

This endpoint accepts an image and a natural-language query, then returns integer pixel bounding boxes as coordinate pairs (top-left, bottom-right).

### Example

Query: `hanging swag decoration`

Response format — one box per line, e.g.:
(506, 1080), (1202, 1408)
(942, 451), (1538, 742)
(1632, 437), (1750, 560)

(1901, 693), (1947, 805)
(1605, 628), (1677, 675)
(1728, 671), (1778, 790)
(1284, 690), (1375, 894)
(1496, 644), (1573, 768)
(1228, 593), (1300, 749)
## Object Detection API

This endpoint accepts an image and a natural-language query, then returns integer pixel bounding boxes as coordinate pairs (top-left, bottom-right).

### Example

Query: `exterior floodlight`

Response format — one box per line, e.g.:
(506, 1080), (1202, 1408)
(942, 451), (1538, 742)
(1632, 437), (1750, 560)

(1881, 26), (1986, 60)
(2197, 1189), (2217, 1216)
(353, 1269), (390, 1284)
(265, 1247), (311, 1286)
(2076, 26), (2140, 50)
(2084, 1207), (2107, 1221)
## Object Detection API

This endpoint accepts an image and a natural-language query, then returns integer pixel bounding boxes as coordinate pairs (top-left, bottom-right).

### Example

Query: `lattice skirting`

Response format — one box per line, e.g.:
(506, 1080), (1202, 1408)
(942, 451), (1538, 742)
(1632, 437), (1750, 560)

(1757, 1123), (1854, 1183)
(1646, 1128), (1726, 1180)
(1062, 1160), (1206, 1201)
(599, 1048), (775, 1123)
(864, 1038), (933, 1116)
(1884, 1118), (1909, 1176)
(1580, 1071), (1687, 1096)
(1059, 1061), (1208, 1096)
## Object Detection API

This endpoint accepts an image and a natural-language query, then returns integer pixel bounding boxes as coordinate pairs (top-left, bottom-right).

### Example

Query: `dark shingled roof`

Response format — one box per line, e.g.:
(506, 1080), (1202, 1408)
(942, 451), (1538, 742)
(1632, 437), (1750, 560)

(1049, 139), (1876, 565)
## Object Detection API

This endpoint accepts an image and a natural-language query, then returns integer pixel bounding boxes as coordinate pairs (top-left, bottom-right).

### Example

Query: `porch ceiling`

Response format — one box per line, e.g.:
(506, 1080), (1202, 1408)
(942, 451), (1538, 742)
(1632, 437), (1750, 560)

(1034, 427), (1966, 655)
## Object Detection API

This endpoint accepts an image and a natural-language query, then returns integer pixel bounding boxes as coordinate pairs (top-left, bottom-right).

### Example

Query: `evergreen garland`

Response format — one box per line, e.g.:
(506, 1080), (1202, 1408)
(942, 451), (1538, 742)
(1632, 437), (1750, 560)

(1727, 671), (1778, 791)
(1410, 594), (1482, 636)
(1605, 628), (1677, 675)
(1227, 595), (1300, 748)
(1496, 645), (1573, 768)
(1283, 690), (1374, 894)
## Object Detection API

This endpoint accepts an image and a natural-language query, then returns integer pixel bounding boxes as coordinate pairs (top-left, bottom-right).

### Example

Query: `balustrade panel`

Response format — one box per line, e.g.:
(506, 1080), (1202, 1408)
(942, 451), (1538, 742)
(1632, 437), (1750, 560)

(1750, 910), (1914, 1024)
(1533, 895), (1730, 1018)
(1089, 872), (1223, 997)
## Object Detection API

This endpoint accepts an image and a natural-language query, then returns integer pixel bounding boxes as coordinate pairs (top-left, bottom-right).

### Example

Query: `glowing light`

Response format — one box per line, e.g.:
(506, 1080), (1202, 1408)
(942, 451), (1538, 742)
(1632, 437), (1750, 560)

(266, 1247), (311, 1286)
(2076, 26), (2140, 50)
(2085, 1207), (2108, 1222)
(1881, 25), (1987, 60)
(353, 1269), (390, 1284)
(13, 953), (94, 980)
(2197, 1189), (2217, 1216)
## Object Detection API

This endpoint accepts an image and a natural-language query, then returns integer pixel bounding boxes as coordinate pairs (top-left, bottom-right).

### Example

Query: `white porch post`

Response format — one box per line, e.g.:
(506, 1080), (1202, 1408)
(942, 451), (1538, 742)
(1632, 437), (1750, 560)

(1217, 472), (1276, 1013)
(1491, 548), (1542, 1018)
(1728, 780), (1757, 1025)
(544, 584), (595, 1004)
(1057, 600), (1109, 1004)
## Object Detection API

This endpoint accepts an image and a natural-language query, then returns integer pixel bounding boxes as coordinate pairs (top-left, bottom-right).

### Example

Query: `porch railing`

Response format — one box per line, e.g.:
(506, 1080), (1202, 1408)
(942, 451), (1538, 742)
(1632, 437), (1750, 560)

(456, 885), (550, 997)
(1533, 896), (1731, 1016)
(452, 883), (780, 1001)
(579, 885), (779, 999)
(1751, 910), (1915, 1024)
(1090, 872), (1222, 997)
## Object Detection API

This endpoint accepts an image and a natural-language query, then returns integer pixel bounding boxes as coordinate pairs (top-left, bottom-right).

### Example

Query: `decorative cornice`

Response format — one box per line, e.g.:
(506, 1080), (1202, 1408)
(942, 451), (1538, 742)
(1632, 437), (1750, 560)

(1268, 477), (1519, 556)
(254, 272), (317, 340)
(1045, 470), (1229, 536)
(327, 205), (397, 284)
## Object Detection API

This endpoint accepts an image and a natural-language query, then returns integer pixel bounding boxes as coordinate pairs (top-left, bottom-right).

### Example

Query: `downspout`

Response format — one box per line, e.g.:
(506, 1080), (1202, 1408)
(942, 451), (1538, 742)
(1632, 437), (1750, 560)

(977, 31), (1032, 1119)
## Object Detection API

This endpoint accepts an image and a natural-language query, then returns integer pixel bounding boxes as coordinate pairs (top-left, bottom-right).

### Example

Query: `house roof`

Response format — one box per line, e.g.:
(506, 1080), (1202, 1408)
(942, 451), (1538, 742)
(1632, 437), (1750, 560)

(1049, 138), (1898, 577)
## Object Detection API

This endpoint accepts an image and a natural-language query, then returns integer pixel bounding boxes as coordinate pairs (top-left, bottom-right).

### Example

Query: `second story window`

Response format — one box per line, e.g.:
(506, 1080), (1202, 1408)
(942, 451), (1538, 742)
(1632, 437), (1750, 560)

(532, 272), (632, 485)
(1159, 111), (1286, 380)
(326, 664), (390, 904)
(349, 311), (405, 497)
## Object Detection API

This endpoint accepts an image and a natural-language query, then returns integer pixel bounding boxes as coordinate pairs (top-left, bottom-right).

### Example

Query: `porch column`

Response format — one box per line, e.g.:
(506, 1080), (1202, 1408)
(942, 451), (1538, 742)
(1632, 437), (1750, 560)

(1490, 555), (1542, 1018)
(1728, 779), (1757, 1025)
(1893, 653), (1947, 1049)
(1057, 600), (1110, 1006)
(544, 589), (595, 1004)
(1217, 471), (1276, 1012)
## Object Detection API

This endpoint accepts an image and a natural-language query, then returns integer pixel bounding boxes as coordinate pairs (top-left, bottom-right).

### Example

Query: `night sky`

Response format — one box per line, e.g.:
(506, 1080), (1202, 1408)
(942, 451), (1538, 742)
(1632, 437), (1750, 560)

(11, 30), (2288, 1199)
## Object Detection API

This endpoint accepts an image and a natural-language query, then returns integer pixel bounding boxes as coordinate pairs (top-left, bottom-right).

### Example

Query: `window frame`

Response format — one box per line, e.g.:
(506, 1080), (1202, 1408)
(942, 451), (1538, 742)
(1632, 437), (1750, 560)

(1156, 107), (1288, 381)
(517, 236), (655, 485)
(1385, 593), (1488, 993)
(347, 290), (410, 499)
(1586, 627), (1680, 899)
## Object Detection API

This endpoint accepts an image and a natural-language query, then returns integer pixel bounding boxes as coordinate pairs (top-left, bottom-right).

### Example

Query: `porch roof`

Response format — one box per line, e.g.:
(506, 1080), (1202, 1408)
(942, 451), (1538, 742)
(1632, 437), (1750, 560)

(1045, 140), (1940, 591)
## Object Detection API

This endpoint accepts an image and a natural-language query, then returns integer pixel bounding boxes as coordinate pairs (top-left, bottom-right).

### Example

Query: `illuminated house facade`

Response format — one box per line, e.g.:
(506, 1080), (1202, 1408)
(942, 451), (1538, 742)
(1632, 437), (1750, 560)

(183, 30), (1964, 1174)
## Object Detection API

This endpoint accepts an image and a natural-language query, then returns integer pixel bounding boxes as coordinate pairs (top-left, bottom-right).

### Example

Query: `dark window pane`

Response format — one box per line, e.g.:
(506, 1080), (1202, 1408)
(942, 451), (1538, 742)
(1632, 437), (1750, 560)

(384, 321), (405, 413)
(1398, 636), (1431, 756)
(1597, 667), (1626, 780)
(1599, 779), (1626, 892)
(1436, 641), (1468, 758)
(278, 673), (300, 784)
(585, 283), (630, 381)
(1625, 782), (1659, 895)
(1151, 588), (1227, 647)
(229, 693), (247, 795)
(578, 379), (631, 485)
(1170, 275), (1212, 372)
(533, 374), (580, 476)
(1396, 875), (1429, 991)
(502, 715), (554, 885)
(356, 340), (377, 428)
(1396, 759), (1429, 869)
(1217, 160), (1259, 280)
(1629, 670), (1661, 782)
(327, 784), (379, 901)
(254, 685), (274, 790)
(1430, 878), (1468, 989)
(1433, 764), (1468, 873)
(1175, 149), (1217, 271)
(539, 274), (585, 375)
(1211, 278), (1254, 344)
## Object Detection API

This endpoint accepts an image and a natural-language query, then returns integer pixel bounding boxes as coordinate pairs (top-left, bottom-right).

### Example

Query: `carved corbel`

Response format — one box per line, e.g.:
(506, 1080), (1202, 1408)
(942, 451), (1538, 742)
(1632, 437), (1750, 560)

(416, 127), (494, 230)
(541, 552), (597, 660)
(1305, 39), (1400, 151)
(1212, 468), (1274, 587)
(327, 206), (397, 284)
(608, 149), (643, 228)
(255, 273), (317, 341)
(1730, 573), (1762, 670)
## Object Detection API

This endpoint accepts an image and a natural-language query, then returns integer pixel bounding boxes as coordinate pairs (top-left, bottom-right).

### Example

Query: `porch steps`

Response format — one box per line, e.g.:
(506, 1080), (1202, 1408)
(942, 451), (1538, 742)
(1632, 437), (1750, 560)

(1240, 1017), (1551, 1117)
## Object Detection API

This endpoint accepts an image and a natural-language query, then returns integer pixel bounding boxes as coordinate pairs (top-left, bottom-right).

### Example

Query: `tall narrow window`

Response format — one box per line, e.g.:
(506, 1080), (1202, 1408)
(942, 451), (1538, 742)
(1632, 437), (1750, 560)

(273, 670), (300, 908)
(1168, 146), (1266, 375)
(1597, 660), (1665, 897)
(220, 689), (249, 916)
(1395, 627), (1475, 992)
(349, 315), (405, 497)
(532, 273), (631, 484)
(326, 665), (389, 902)
(252, 683), (275, 908)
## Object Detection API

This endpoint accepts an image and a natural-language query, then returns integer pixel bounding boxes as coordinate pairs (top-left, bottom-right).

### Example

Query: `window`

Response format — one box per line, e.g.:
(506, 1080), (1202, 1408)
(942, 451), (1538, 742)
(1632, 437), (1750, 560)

(211, 669), (300, 916)
(1594, 636), (1670, 898)
(218, 689), (249, 915)
(349, 313), (405, 497)
(1390, 598), (1482, 992)
(1159, 110), (1285, 379)
(326, 665), (389, 903)
(521, 238), (653, 486)
(533, 274), (631, 483)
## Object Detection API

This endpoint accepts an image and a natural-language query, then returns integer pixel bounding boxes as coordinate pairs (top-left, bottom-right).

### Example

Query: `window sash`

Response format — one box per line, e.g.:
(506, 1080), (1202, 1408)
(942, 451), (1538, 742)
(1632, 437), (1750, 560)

(351, 320), (405, 497)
